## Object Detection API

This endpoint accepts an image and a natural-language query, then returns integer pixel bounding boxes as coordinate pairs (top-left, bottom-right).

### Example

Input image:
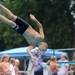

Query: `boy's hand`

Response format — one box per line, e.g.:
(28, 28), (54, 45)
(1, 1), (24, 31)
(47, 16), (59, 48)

(30, 14), (36, 21)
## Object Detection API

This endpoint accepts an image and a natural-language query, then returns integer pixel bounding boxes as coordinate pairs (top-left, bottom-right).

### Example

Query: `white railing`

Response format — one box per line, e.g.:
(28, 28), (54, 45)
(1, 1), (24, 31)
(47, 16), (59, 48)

(19, 71), (28, 75)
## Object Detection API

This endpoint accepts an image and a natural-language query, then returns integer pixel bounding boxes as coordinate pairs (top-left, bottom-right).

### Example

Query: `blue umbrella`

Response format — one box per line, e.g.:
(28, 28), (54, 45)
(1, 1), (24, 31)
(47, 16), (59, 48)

(0, 47), (66, 58)
(45, 49), (65, 58)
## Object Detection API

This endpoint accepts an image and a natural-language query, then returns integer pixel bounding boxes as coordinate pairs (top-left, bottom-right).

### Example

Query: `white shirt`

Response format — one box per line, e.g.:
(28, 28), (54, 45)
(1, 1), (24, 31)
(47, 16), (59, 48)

(27, 60), (34, 75)
(10, 64), (15, 75)
(58, 60), (69, 75)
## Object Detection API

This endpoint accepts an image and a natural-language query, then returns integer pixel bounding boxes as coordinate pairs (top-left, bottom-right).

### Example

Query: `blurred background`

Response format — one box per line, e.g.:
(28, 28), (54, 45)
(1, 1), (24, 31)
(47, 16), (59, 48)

(1, 0), (75, 75)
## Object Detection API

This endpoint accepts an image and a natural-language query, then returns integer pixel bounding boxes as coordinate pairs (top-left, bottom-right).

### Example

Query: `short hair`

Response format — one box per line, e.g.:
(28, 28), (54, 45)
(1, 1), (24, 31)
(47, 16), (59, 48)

(61, 53), (68, 58)
(39, 42), (48, 47)
(15, 59), (20, 63)
(10, 58), (15, 64)
(50, 56), (56, 60)
(1, 54), (10, 62)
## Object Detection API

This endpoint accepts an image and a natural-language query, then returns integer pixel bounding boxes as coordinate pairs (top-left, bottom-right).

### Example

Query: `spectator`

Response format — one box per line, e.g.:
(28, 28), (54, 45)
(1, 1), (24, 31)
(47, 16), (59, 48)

(69, 54), (75, 75)
(49, 56), (58, 75)
(28, 47), (43, 75)
(58, 53), (69, 75)
(42, 57), (49, 75)
(1, 54), (10, 75)
(14, 59), (20, 75)
(27, 42), (48, 75)
(9, 58), (15, 75)
(0, 57), (3, 75)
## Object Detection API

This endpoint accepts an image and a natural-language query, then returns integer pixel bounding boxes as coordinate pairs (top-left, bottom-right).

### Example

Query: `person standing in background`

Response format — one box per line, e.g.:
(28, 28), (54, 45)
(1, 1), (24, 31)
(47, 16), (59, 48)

(49, 56), (58, 75)
(9, 58), (15, 75)
(1, 54), (10, 75)
(0, 57), (3, 75)
(58, 53), (69, 75)
(27, 42), (48, 75)
(14, 59), (20, 75)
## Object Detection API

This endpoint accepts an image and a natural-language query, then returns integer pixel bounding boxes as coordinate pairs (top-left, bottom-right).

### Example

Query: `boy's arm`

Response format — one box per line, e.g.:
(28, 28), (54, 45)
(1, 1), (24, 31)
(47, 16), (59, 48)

(27, 45), (34, 59)
(30, 14), (44, 39)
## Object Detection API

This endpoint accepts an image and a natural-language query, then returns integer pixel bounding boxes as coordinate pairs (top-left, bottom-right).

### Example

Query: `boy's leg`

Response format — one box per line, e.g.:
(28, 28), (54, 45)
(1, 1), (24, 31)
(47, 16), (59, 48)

(0, 4), (17, 21)
(0, 15), (16, 27)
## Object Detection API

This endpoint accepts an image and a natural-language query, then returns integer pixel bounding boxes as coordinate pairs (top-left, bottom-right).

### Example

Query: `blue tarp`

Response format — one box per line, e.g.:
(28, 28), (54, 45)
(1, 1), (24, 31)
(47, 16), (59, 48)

(0, 47), (66, 58)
